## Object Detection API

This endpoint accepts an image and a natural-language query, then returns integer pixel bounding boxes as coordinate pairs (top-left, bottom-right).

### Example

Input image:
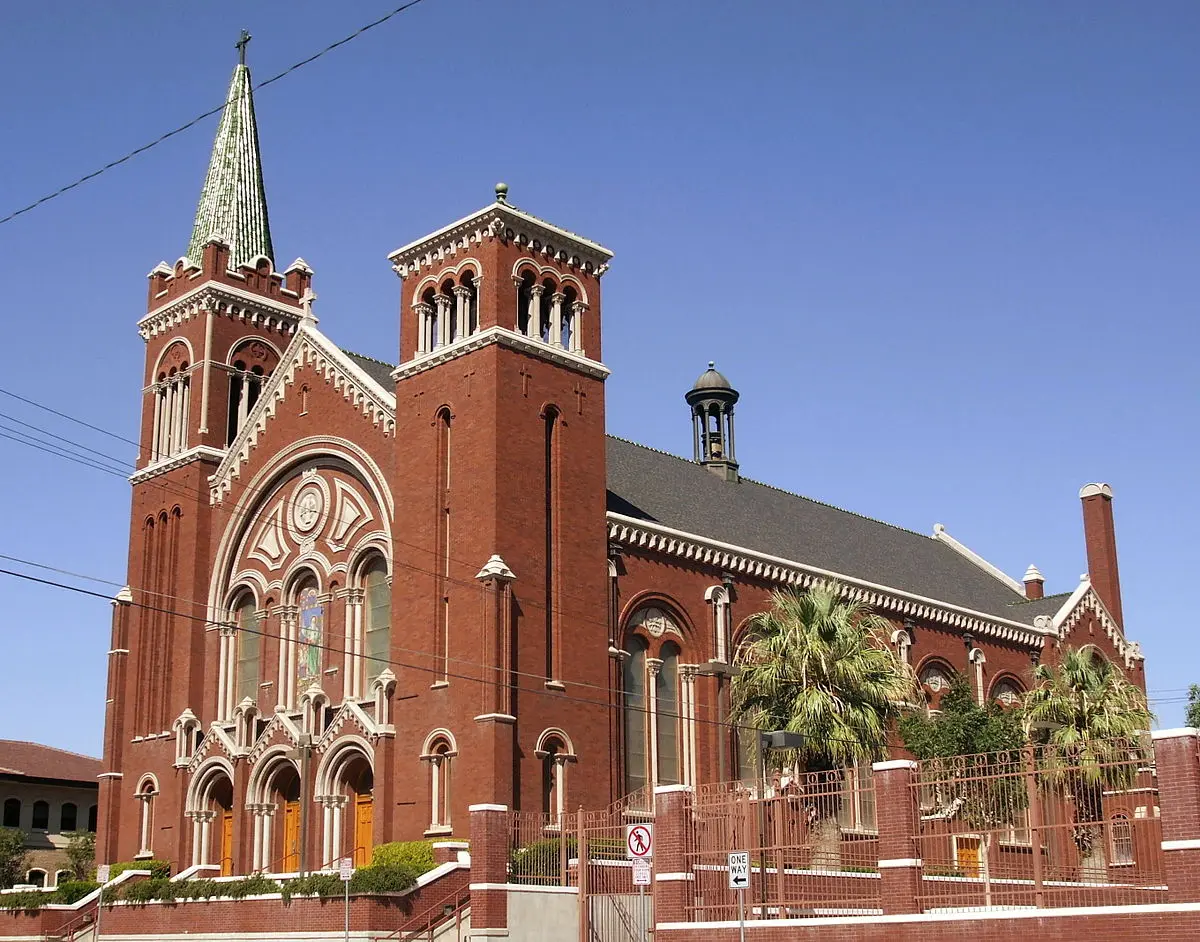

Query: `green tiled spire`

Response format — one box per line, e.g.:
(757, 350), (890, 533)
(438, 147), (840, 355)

(186, 56), (274, 269)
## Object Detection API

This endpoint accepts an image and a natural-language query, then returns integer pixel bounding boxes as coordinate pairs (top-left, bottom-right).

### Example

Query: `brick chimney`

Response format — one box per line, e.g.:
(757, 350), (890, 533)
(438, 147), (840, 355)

(1080, 483), (1123, 626)
(1023, 564), (1045, 600)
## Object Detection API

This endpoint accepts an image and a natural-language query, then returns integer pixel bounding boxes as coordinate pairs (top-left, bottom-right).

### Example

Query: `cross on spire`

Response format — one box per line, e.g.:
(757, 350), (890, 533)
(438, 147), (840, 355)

(236, 29), (251, 65)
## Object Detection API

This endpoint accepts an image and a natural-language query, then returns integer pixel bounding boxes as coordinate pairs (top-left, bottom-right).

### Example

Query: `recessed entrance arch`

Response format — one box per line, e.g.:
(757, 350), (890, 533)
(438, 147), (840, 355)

(187, 758), (236, 874)
(315, 737), (375, 868)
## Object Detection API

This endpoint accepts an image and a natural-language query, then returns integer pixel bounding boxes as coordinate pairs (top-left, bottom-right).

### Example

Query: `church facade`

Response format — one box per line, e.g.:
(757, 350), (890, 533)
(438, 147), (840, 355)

(96, 58), (1145, 877)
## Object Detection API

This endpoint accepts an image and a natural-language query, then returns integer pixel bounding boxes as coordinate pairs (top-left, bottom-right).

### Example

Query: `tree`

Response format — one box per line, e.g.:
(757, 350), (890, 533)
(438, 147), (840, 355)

(900, 673), (1024, 759)
(1023, 647), (1154, 879)
(1186, 684), (1200, 729)
(64, 831), (95, 881)
(730, 581), (913, 865)
(0, 828), (27, 889)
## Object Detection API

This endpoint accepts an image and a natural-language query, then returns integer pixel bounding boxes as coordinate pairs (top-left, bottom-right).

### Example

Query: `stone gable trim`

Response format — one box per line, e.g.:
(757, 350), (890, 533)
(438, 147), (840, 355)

(316, 700), (386, 752)
(246, 711), (303, 764)
(138, 282), (302, 341)
(187, 723), (242, 773)
(1045, 580), (1143, 667)
(209, 326), (397, 501)
(388, 202), (613, 279)
(391, 325), (610, 382)
(607, 512), (1046, 649)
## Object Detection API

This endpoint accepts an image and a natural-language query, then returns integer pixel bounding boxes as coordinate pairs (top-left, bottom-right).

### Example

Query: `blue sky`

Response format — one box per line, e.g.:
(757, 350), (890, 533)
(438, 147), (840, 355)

(0, 1), (1196, 755)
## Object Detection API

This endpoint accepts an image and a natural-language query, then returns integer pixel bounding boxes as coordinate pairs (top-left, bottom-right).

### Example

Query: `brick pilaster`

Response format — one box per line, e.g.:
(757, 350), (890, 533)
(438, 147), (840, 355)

(872, 759), (922, 914)
(653, 784), (694, 924)
(469, 803), (509, 936)
(1152, 728), (1200, 902)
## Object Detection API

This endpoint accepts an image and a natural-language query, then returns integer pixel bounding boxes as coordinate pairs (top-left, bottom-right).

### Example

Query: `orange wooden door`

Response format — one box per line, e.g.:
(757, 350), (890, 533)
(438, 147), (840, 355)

(282, 801), (300, 872)
(220, 811), (234, 876)
(354, 794), (373, 867)
(956, 837), (981, 878)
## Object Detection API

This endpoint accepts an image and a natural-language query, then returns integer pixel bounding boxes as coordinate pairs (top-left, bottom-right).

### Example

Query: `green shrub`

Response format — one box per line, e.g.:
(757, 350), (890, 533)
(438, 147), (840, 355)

(175, 880), (222, 901)
(280, 873), (342, 903)
(225, 875), (278, 899)
(371, 841), (437, 874)
(55, 881), (100, 904)
(109, 859), (171, 880)
(121, 878), (174, 904)
(0, 890), (47, 911)
(349, 864), (419, 895)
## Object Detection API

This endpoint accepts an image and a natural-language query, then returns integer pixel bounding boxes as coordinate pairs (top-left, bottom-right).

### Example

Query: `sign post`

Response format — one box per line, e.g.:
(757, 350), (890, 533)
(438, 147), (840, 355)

(728, 851), (750, 942)
(339, 857), (353, 942)
(626, 824), (654, 941)
(95, 864), (110, 941)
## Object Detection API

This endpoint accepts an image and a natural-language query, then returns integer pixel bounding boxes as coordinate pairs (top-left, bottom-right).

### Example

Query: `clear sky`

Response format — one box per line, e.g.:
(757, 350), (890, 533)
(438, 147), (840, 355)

(0, 1), (1196, 756)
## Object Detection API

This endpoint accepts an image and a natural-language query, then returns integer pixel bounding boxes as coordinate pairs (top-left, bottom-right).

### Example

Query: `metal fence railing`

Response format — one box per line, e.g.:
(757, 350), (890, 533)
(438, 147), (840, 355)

(913, 738), (1164, 912)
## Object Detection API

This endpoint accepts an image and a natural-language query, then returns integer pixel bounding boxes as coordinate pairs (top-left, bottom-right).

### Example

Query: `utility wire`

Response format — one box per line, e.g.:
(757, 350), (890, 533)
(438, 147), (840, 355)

(0, 0), (432, 228)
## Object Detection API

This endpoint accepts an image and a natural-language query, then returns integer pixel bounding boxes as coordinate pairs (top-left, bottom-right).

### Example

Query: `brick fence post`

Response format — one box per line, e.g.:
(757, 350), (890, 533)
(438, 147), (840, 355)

(1151, 728), (1200, 903)
(469, 803), (509, 938)
(872, 759), (922, 914)
(653, 785), (694, 924)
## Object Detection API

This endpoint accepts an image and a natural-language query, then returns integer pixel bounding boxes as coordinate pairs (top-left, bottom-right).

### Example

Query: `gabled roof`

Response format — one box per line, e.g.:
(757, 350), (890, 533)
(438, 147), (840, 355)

(344, 351), (397, 390)
(605, 437), (1045, 626)
(186, 62), (274, 268)
(0, 740), (102, 785)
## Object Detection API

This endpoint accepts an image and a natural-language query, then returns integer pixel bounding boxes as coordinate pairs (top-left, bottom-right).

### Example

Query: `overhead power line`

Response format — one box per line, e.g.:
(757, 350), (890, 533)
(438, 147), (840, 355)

(0, 0), (433, 228)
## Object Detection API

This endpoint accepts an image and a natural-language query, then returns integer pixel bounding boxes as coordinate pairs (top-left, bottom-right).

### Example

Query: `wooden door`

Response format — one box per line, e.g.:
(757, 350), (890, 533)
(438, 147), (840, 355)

(354, 794), (373, 867)
(282, 801), (300, 872)
(956, 837), (981, 878)
(220, 811), (234, 876)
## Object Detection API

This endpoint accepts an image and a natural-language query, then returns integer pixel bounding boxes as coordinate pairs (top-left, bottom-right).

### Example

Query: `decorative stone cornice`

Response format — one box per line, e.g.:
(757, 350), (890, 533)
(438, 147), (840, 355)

(388, 202), (612, 280)
(130, 445), (226, 485)
(209, 325), (397, 502)
(1050, 580), (1143, 667)
(607, 512), (1048, 649)
(138, 282), (301, 341)
(391, 325), (610, 383)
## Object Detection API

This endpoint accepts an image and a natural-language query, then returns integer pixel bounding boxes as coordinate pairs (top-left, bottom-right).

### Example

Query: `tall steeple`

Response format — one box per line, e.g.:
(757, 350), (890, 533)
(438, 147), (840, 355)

(186, 31), (274, 269)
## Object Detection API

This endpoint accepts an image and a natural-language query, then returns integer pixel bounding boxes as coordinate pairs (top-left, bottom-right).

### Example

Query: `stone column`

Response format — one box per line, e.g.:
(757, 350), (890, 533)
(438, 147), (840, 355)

(527, 284), (545, 339)
(549, 292), (565, 347)
(469, 804), (510, 937)
(1153, 728), (1200, 902)
(414, 302), (433, 354)
(652, 784), (694, 923)
(647, 659), (663, 788)
(570, 301), (587, 353)
(872, 759), (923, 914)
(453, 285), (472, 339)
(435, 294), (452, 347)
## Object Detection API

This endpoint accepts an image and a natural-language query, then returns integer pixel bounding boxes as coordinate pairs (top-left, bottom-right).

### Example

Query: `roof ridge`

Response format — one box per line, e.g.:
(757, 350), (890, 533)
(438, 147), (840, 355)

(606, 435), (938, 542)
(1008, 591), (1073, 606)
(343, 350), (396, 368)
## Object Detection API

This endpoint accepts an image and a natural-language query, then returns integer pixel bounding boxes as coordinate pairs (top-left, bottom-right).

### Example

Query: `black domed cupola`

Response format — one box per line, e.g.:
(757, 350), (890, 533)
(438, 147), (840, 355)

(685, 362), (739, 482)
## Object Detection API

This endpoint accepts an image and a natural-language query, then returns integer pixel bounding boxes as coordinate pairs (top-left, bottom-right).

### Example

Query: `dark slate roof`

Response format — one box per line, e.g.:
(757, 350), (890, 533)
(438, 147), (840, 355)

(344, 352), (395, 390)
(1005, 592), (1073, 620)
(606, 437), (1052, 626)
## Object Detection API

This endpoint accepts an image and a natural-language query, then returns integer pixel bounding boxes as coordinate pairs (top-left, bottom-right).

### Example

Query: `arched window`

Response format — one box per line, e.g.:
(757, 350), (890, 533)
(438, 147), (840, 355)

(460, 270), (479, 336)
(1111, 813), (1134, 866)
(422, 734), (456, 835)
(656, 642), (681, 786)
(226, 340), (279, 444)
(60, 802), (77, 832)
(364, 557), (391, 687)
(153, 364), (190, 460)
(2, 798), (19, 828)
(26, 869), (46, 888)
(416, 287), (439, 355)
(31, 800), (49, 830)
(991, 679), (1023, 708)
(295, 577), (324, 705)
(137, 778), (158, 857)
(539, 279), (555, 343)
(918, 661), (955, 711)
(537, 731), (576, 819)
(235, 594), (260, 706)
(560, 286), (578, 351)
(54, 870), (71, 887)
(622, 636), (648, 795)
(516, 274), (535, 337)
(87, 805), (97, 833)
(441, 280), (458, 344)
(705, 585), (731, 663)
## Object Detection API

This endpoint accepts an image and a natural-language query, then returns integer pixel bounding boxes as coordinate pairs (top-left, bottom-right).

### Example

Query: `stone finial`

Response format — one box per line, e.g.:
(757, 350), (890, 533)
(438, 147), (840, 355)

(495, 182), (509, 204)
(476, 554), (516, 582)
(1023, 564), (1044, 583)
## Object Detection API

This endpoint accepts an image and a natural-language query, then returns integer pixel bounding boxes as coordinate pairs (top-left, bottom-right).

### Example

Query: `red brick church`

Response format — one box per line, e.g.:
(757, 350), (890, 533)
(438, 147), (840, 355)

(96, 55), (1146, 878)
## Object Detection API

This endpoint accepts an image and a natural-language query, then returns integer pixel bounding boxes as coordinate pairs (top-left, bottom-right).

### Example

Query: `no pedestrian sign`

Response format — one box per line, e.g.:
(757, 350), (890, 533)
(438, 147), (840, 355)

(727, 851), (750, 890)
(626, 823), (653, 859)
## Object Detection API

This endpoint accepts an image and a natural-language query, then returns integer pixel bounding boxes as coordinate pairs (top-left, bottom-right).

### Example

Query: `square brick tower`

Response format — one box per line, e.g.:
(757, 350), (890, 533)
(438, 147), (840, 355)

(388, 185), (616, 820)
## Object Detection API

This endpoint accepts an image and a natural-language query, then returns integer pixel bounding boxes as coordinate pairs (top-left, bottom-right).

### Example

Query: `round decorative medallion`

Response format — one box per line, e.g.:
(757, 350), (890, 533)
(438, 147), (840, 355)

(631, 607), (679, 639)
(292, 485), (324, 534)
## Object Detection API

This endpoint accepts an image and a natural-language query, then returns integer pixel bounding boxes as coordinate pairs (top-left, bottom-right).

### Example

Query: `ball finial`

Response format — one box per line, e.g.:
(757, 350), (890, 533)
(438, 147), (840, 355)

(708, 361), (715, 369)
(495, 182), (509, 203)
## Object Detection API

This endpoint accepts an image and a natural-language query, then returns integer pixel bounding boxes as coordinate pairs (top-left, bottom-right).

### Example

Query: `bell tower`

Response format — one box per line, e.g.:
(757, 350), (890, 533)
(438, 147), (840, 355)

(100, 36), (311, 865)
(388, 185), (616, 819)
(686, 362), (740, 482)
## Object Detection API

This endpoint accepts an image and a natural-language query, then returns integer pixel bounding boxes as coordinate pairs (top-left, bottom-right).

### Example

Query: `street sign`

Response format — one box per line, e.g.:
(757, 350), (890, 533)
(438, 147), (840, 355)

(339, 857), (354, 882)
(96, 864), (110, 883)
(632, 857), (652, 886)
(727, 851), (750, 890)
(625, 823), (653, 859)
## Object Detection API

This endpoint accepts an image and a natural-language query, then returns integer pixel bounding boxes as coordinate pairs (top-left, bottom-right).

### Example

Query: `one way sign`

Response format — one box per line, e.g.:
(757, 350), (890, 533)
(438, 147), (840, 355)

(727, 851), (750, 890)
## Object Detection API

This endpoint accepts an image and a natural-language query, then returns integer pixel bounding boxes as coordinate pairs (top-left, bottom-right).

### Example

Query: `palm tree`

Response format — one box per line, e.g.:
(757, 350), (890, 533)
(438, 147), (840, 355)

(730, 581), (913, 866)
(1023, 647), (1154, 880)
